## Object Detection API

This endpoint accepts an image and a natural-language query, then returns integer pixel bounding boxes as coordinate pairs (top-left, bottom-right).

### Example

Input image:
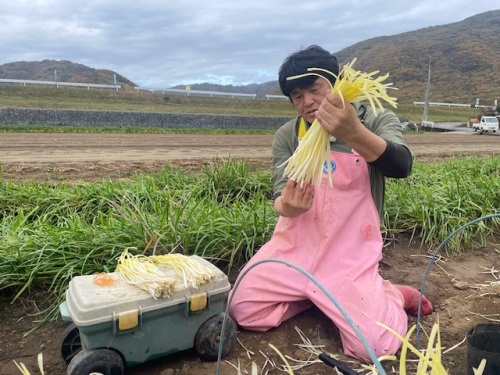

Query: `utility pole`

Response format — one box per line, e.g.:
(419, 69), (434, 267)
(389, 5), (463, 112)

(422, 57), (431, 125)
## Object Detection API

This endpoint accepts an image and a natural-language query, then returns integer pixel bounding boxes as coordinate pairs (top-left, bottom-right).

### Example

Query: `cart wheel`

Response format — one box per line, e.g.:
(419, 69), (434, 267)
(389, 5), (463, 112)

(61, 323), (82, 364)
(194, 312), (237, 361)
(67, 348), (124, 375)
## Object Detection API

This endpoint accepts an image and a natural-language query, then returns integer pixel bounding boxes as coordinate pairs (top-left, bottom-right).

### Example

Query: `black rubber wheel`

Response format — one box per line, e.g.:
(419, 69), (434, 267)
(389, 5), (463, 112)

(61, 323), (82, 364)
(194, 312), (238, 361)
(67, 348), (124, 375)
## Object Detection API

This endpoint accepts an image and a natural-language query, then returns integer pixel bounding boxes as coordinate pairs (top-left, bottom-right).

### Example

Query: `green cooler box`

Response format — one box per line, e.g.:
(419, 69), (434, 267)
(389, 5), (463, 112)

(59, 255), (237, 375)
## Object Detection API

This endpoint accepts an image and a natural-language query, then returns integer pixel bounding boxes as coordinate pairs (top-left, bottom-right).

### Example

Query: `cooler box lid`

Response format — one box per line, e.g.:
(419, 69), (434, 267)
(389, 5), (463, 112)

(65, 255), (230, 327)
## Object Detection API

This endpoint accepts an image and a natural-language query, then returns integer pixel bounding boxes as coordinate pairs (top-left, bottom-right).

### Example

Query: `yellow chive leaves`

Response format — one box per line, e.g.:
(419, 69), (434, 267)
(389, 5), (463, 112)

(281, 58), (398, 187)
(378, 317), (453, 375)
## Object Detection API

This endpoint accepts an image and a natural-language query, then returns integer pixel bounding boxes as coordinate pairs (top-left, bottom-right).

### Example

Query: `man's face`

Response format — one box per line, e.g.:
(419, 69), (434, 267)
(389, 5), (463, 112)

(289, 77), (331, 123)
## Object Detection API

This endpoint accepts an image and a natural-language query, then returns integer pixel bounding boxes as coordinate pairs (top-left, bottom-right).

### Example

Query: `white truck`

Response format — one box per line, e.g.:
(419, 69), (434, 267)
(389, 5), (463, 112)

(472, 116), (499, 133)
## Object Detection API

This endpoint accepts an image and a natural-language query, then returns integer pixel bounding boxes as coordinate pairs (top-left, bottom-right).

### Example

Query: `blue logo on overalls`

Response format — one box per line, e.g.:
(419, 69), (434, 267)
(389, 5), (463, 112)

(323, 160), (336, 174)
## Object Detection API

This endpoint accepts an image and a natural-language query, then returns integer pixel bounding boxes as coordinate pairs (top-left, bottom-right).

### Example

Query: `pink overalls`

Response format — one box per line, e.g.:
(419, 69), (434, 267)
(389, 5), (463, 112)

(229, 151), (408, 362)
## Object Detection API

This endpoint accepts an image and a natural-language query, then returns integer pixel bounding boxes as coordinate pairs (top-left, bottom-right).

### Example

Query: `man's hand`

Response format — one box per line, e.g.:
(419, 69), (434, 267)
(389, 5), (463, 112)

(316, 93), (387, 163)
(275, 179), (314, 217)
(315, 93), (362, 140)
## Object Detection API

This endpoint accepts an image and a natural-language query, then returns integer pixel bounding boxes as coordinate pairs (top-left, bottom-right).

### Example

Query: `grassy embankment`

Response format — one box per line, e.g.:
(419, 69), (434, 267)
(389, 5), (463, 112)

(0, 85), (483, 133)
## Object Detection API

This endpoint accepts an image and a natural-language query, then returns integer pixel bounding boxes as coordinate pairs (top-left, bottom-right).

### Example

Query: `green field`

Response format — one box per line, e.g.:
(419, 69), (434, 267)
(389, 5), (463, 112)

(0, 84), (498, 332)
(0, 156), (499, 331)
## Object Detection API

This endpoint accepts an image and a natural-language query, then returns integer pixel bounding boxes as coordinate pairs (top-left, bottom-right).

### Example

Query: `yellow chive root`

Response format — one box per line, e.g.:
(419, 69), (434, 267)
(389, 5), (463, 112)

(281, 57), (398, 187)
(115, 249), (215, 299)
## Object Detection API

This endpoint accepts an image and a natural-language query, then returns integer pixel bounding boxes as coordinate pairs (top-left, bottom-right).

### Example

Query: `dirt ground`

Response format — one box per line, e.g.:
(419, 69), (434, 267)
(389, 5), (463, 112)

(0, 131), (499, 375)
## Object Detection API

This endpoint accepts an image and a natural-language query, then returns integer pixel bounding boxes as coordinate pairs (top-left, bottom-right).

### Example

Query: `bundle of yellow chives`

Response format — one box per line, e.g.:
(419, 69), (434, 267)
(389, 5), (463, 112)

(281, 58), (398, 187)
(150, 253), (215, 289)
(116, 248), (175, 299)
(115, 249), (216, 299)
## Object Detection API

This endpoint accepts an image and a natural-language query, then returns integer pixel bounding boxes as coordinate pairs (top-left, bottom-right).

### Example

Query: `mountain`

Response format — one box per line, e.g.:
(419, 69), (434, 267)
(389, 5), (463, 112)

(333, 10), (500, 105)
(0, 60), (137, 88)
(0, 10), (498, 104)
(183, 10), (499, 105)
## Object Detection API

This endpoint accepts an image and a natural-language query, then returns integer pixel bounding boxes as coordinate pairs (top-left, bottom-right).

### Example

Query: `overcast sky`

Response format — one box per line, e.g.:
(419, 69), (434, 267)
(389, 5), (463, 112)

(1, 1), (497, 88)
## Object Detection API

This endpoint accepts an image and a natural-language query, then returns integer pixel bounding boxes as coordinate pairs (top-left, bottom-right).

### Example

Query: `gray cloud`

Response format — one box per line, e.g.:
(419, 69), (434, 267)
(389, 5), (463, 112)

(0, 0), (497, 87)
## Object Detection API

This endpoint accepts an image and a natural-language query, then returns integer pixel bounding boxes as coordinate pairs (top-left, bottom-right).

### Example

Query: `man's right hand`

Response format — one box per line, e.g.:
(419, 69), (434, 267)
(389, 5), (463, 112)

(275, 179), (314, 218)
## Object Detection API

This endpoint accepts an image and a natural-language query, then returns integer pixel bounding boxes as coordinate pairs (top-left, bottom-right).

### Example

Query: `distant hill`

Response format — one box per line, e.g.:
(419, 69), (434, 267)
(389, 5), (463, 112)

(0, 10), (498, 104)
(181, 10), (499, 105)
(0, 60), (137, 88)
(334, 10), (500, 105)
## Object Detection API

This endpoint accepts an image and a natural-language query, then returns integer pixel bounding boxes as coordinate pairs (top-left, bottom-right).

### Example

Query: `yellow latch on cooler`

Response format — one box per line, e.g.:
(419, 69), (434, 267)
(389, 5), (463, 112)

(190, 293), (208, 312)
(118, 309), (139, 330)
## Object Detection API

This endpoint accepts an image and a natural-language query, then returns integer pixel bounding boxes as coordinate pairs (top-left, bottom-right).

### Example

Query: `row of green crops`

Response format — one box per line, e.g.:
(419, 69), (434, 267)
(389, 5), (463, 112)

(0, 159), (276, 331)
(383, 155), (500, 250)
(0, 155), (499, 332)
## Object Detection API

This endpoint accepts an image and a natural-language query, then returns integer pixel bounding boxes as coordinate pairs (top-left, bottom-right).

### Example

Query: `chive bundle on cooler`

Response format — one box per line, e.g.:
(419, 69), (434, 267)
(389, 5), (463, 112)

(281, 58), (398, 187)
(116, 248), (176, 298)
(115, 249), (215, 299)
(150, 253), (215, 289)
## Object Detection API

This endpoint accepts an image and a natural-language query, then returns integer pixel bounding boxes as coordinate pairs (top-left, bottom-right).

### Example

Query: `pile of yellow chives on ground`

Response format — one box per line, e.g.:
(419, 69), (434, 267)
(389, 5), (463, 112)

(115, 249), (215, 299)
(377, 317), (486, 375)
(13, 353), (44, 375)
(378, 320), (448, 375)
(282, 58), (398, 187)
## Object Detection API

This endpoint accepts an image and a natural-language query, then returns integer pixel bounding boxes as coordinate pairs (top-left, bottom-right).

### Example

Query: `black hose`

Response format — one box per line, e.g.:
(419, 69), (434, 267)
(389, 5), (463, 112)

(318, 353), (360, 374)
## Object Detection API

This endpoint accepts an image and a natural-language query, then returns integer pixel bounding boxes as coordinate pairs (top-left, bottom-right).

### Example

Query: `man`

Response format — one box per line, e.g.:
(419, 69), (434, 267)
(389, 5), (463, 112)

(229, 45), (432, 362)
